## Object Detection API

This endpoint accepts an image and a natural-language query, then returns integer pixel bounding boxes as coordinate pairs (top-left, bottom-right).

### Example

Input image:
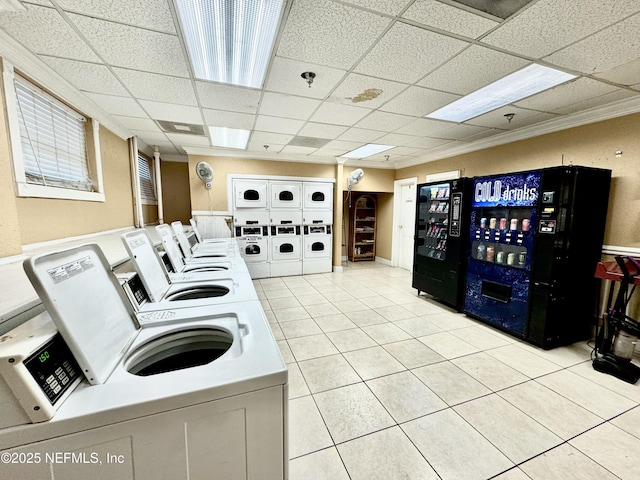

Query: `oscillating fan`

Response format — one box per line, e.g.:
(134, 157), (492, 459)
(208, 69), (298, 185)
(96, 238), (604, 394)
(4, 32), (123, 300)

(347, 168), (364, 190)
(195, 161), (213, 189)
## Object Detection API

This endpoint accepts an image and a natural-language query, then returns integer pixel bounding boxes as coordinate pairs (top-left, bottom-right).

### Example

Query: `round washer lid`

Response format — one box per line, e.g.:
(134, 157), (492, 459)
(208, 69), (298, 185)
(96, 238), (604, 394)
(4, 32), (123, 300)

(23, 244), (139, 385)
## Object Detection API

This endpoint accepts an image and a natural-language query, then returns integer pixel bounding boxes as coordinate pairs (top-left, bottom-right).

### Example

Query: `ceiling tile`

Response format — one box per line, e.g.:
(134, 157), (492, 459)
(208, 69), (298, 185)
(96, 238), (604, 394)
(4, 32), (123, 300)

(313, 147), (352, 158)
(595, 58), (640, 86)
(405, 136), (454, 149)
(259, 92), (321, 120)
(402, 0), (499, 38)
(254, 115), (305, 135)
(40, 57), (128, 96)
(323, 139), (364, 152)
(165, 132), (211, 147)
(339, 0), (411, 16)
(552, 89), (639, 115)
(380, 85), (460, 117)
(56, 0), (176, 33)
(139, 100), (202, 123)
(298, 122), (348, 139)
(114, 68), (197, 105)
(385, 146), (425, 156)
(84, 92), (146, 117)
(434, 124), (490, 140)
(196, 82), (261, 114)
(394, 117), (456, 136)
(481, 0), (640, 59)
(354, 22), (469, 83)
(69, 13), (189, 77)
(354, 111), (415, 131)
(265, 56), (346, 99)
(0, 4), (100, 62)
(337, 128), (385, 143)
(543, 14), (640, 77)
(460, 129), (506, 142)
(280, 145), (318, 155)
(203, 109), (255, 130)
(418, 46), (529, 95)
(327, 73), (408, 109)
(250, 131), (294, 146)
(309, 102), (370, 126)
(152, 141), (180, 155)
(277, 0), (391, 70)
(247, 140), (285, 154)
(514, 78), (619, 112)
(129, 130), (168, 143)
(113, 116), (161, 132)
(373, 132), (421, 146)
(466, 105), (560, 129)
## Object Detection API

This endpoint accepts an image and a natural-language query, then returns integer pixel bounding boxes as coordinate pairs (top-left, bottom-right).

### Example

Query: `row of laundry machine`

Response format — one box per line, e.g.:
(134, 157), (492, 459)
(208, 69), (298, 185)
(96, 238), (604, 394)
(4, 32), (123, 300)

(231, 176), (335, 278)
(0, 223), (288, 480)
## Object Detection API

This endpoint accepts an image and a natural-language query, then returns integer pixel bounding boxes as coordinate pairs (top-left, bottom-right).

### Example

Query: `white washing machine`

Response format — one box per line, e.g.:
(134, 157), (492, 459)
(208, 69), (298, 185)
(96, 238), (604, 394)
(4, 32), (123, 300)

(235, 226), (270, 280)
(2, 247), (287, 479)
(270, 225), (302, 277)
(156, 224), (248, 275)
(171, 221), (239, 257)
(303, 224), (333, 274)
(303, 182), (333, 210)
(122, 230), (253, 287)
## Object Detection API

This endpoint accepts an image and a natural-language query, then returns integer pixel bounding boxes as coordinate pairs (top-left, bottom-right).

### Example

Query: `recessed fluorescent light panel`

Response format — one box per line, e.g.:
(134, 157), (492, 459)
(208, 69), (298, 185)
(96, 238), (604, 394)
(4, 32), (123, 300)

(209, 127), (250, 149)
(341, 144), (395, 159)
(426, 64), (577, 123)
(175, 0), (285, 88)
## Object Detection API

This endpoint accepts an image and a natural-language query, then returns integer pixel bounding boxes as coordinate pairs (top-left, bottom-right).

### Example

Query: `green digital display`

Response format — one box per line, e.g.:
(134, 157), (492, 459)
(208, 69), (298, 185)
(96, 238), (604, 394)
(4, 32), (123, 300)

(39, 351), (50, 363)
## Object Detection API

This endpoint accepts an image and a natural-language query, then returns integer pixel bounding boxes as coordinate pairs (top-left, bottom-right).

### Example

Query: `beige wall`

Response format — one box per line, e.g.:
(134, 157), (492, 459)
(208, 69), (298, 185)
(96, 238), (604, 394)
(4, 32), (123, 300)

(13, 126), (134, 246)
(0, 59), (21, 257)
(376, 193), (394, 260)
(161, 160), (191, 224)
(396, 113), (640, 249)
(142, 204), (158, 225)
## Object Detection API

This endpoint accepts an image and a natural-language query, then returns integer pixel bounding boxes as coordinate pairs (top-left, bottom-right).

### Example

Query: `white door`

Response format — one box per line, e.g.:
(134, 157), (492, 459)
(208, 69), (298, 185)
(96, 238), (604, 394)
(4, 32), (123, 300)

(399, 183), (416, 271)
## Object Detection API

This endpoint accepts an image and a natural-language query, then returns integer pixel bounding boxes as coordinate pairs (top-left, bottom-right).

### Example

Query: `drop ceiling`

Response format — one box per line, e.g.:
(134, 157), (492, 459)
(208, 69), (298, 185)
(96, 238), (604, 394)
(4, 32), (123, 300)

(1, 0), (639, 169)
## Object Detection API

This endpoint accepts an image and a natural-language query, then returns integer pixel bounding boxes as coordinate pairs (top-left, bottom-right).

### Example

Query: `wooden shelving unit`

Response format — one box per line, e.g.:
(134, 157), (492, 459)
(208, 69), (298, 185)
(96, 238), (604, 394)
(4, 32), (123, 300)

(349, 194), (376, 262)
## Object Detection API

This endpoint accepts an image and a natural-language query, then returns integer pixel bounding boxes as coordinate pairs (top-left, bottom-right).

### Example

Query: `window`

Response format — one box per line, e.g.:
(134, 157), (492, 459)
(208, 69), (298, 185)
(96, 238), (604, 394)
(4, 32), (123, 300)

(138, 153), (157, 204)
(3, 63), (104, 201)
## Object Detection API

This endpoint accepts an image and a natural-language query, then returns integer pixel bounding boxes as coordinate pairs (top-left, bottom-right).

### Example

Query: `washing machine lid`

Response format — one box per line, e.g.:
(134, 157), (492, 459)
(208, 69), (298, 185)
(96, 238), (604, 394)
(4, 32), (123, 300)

(122, 229), (170, 302)
(23, 244), (139, 385)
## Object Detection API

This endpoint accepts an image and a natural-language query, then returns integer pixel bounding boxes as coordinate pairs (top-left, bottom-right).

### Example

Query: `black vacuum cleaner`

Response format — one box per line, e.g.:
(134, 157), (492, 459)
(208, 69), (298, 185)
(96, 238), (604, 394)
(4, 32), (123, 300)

(592, 256), (640, 384)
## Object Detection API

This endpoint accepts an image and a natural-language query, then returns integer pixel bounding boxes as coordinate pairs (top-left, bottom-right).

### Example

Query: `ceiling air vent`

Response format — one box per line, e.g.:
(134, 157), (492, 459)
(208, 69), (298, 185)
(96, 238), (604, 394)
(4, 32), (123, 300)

(438, 0), (535, 20)
(156, 120), (206, 136)
(288, 136), (331, 148)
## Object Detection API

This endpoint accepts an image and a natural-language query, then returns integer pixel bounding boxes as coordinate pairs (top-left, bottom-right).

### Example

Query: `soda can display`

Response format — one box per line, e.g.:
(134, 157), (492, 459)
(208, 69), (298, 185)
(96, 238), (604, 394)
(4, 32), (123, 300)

(522, 219), (531, 231)
(486, 245), (495, 262)
(507, 252), (516, 265)
(489, 217), (497, 229)
(480, 217), (487, 228)
(499, 217), (507, 230)
(510, 218), (518, 230)
(518, 251), (526, 266)
(496, 251), (504, 263)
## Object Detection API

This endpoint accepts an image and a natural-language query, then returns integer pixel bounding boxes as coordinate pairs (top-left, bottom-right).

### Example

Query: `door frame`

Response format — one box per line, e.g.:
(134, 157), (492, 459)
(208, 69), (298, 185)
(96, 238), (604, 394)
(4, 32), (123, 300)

(391, 177), (418, 269)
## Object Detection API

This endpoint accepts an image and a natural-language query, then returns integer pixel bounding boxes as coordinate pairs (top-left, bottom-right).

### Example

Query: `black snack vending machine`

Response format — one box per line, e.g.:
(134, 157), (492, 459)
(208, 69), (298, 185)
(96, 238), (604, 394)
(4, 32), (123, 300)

(413, 177), (473, 310)
(463, 165), (611, 349)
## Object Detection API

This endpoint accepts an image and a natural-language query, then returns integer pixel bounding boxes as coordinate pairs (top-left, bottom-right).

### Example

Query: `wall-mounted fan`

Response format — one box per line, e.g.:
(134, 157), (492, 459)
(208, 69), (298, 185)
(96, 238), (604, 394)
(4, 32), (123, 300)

(347, 168), (364, 190)
(346, 168), (364, 207)
(195, 161), (213, 189)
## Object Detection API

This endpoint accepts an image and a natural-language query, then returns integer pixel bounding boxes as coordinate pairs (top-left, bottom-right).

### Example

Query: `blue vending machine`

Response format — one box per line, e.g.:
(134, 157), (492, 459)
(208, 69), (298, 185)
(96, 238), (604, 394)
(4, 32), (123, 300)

(463, 166), (611, 349)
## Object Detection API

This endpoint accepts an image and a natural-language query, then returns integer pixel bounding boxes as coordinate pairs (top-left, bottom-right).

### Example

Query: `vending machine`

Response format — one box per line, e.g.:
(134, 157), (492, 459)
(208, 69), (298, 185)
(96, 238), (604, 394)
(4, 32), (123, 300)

(413, 177), (473, 310)
(463, 165), (611, 349)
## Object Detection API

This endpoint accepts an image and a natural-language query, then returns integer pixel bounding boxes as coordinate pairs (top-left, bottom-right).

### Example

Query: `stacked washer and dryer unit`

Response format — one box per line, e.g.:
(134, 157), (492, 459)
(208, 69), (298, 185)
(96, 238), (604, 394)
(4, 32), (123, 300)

(0, 232), (288, 480)
(232, 176), (334, 278)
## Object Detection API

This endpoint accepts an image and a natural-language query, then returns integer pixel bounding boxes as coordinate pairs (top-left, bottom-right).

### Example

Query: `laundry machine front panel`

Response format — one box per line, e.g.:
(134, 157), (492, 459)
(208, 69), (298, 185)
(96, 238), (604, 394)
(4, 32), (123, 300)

(270, 210), (303, 225)
(269, 181), (302, 209)
(234, 180), (268, 209)
(302, 210), (333, 225)
(234, 210), (270, 226)
(303, 182), (333, 210)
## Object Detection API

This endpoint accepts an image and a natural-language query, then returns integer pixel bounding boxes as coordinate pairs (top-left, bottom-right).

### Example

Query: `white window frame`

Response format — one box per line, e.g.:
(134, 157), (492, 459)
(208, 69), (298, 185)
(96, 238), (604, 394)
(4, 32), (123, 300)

(3, 61), (105, 202)
(138, 153), (157, 205)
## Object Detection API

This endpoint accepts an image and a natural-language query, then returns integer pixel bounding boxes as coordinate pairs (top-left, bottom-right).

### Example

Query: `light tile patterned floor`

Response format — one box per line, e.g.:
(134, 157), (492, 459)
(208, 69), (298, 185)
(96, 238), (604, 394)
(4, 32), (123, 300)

(255, 263), (640, 480)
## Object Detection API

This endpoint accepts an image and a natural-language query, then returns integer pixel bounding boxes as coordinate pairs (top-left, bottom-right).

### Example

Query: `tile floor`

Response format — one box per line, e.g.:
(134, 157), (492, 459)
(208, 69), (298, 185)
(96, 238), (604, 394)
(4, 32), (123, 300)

(255, 262), (640, 480)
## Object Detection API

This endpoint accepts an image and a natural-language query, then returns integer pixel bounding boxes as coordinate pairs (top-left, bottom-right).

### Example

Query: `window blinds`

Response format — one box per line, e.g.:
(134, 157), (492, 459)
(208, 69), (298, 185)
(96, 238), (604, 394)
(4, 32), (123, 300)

(14, 75), (92, 191)
(138, 154), (157, 202)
